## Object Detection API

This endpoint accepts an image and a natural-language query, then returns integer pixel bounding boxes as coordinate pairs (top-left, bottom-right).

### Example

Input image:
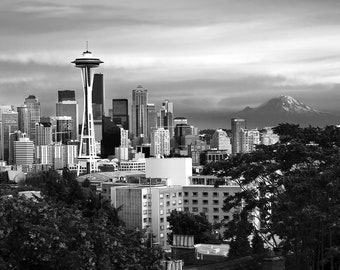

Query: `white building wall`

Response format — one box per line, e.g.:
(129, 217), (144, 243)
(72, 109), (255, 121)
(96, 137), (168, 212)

(145, 157), (192, 186)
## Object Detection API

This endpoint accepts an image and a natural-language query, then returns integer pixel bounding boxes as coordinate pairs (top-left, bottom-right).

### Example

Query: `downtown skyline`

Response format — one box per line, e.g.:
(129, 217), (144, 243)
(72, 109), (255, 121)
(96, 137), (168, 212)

(1, 0), (340, 128)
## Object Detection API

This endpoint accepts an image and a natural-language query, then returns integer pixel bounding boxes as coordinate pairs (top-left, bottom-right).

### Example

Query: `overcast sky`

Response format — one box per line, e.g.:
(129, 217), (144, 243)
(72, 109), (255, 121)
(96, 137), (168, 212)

(1, 0), (340, 128)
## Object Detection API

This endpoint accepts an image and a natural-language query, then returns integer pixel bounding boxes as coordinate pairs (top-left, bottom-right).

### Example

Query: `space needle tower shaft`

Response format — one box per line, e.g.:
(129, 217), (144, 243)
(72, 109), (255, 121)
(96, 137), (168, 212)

(72, 48), (103, 175)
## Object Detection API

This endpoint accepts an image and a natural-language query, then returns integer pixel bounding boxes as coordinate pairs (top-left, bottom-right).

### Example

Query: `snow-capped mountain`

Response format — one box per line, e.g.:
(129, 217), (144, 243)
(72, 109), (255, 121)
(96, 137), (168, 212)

(229, 95), (339, 128)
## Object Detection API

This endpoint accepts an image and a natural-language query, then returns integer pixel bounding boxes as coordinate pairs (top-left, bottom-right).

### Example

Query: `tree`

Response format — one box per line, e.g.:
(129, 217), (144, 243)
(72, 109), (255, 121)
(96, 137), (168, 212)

(251, 230), (265, 255)
(167, 210), (220, 245)
(0, 195), (164, 269)
(209, 124), (340, 269)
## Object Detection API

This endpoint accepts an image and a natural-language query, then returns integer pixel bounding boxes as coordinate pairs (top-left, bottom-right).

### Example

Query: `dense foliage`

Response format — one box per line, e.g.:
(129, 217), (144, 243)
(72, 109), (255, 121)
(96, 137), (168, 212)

(0, 169), (164, 269)
(204, 123), (340, 269)
(167, 210), (221, 245)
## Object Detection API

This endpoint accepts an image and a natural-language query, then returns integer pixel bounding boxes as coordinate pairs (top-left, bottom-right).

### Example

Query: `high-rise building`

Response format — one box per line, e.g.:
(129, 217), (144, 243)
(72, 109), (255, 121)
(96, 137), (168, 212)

(72, 49), (103, 175)
(55, 116), (73, 144)
(35, 122), (53, 146)
(14, 135), (34, 166)
(158, 100), (174, 137)
(101, 116), (121, 158)
(131, 85), (148, 139)
(174, 123), (192, 149)
(112, 99), (129, 130)
(150, 128), (170, 157)
(147, 103), (157, 141)
(240, 129), (260, 153)
(92, 73), (104, 119)
(24, 95), (41, 143)
(9, 130), (22, 165)
(56, 90), (78, 140)
(2, 110), (18, 162)
(58, 90), (76, 102)
(231, 118), (246, 155)
(17, 105), (30, 136)
(210, 129), (231, 153)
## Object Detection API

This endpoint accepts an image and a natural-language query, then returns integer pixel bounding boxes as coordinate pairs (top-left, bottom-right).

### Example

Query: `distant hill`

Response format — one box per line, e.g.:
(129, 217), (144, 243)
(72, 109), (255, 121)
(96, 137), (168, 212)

(228, 95), (339, 129)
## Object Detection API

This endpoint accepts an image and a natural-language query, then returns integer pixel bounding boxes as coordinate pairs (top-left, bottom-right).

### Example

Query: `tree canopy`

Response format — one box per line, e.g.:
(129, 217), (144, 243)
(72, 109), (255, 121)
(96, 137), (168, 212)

(205, 124), (340, 269)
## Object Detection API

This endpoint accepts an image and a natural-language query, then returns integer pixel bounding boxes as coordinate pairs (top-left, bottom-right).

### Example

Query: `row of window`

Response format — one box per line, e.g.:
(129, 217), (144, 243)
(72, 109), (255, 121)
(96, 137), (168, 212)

(184, 199), (221, 205)
(159, 192), (182, 199)
(160, 200), (182, 207)
(183, 207), (230, 221)
(184, 191), (230, 197)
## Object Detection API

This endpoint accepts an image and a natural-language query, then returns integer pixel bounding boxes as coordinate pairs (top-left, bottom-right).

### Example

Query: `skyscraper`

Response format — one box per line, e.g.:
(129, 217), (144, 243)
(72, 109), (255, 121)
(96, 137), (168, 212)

(24, 95), (41, 143)
(211, 129), (231, 153)
(2, 110), (18, 162)
(35, 122), (53, 146)
(72, 49), (103, 175)
(231, 118), (246, 155)
(17, 105), (30, 136)
(159, 100), (174, 137)
(14, 134), (34, 166)
(150, 128), (170, 157)
(131, 85), (148, 139)
(112, 99), (129, 130)
(147, 103), (157, 141)
(92, 73), (104, 119)
(56, 90), (78, 140)
(58, 90), (76, 102)
(101, 116), (121, 158)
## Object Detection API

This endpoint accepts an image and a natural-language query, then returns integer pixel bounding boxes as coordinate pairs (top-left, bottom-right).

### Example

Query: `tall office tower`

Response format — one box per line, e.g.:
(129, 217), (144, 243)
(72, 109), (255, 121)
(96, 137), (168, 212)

(131, 85), (148, 139)
(112, 99), (129, 130)
(173, 117), (188, 126)
(14, 134), (34, 166)
(120, 128), (129, 148)
(92, 73), (104, 119)
(0, 105), (13, 119)
(55, 116), (73, 144)
(240, 129), (260, 153)
(159, 100), (174, 137)
(58, 90), (76, 102)
(211, 129), (232, 153)
(150, 128), (170, 157)
(72, 49), (103, 175)
(24, 95), (41, 143)
(147, 103), (157, 141)
(9, 130), (22, 165)
(17, 105), (30, 136)
(1, 110), (18, 162)
(56, 90), (78, 140)
(174, 123), (192, 149)
(35, 122), (52, 146)
(231, 118), (246, 155)
(101, 116), (121, 158)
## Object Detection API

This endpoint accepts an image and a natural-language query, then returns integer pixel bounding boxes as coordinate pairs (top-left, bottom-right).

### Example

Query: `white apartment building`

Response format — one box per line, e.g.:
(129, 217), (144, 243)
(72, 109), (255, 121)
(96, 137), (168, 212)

(119, 158), (146, 171)
(240, 129), (260, 153)
(14, 137), (34, 165)
(261, 127), (280, 145)
(150, 128), (170, 157)
(210, 129), (232, 153)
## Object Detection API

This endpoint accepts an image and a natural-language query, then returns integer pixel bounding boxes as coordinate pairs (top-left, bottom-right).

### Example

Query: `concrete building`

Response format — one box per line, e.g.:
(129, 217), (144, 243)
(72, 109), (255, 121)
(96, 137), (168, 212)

(14, 136), (34, 165)
(119, 157), (146, 171)
(35, 122), (52, 146)
(24, 95), (41, 143)
(261, 127), (280, 145)
(145, 157), (192, 186)
(150, 128), (170, 157)
(17, 105), (30, 136)
(210, 129), (231, 154)
(240, 129), (260, 153)
(131, 85), (148, 140)
(112, 99), (129, 130)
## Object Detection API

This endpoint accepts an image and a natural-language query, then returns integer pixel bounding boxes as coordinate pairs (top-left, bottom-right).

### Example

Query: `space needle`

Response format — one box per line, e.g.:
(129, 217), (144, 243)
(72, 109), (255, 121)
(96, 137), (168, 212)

(72, 47), (103, 175)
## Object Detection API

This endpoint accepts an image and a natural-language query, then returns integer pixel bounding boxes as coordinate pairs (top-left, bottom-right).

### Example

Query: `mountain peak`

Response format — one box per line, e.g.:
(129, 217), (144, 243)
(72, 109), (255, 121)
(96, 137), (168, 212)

(259, 95), (319, 114)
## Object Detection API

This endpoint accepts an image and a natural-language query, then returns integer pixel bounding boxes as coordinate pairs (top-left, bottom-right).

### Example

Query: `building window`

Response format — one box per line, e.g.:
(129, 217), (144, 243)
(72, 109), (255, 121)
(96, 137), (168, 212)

(166, 193), (170, 199)
(160, 233), (164, 238)
(213, 192), (218, 197)
(184, 192), (188, 197)
(143, 210), (147, 214)
(184, 207), (189, 212)
(160, 194), (164, 199)
(192, 207), (198, 212)
(178, 207), (182, 211)
(192, 200), (198, 205)
(178, 192), (182, 197)
(160, 225), (164, 230)
(202, 207), (208, 212)
(184, 199), (189, 205)
(160, 209), (164, 215)
(223, 192), (229, 197)
(143, 202), (147, 207)
(178, 199), (182, 205)
(213, 208), (219, 212)
(203, 200), (208, 205)
(213, 200), (219, 205)
(172, 193), (176, 198)
(160, 202), (164, 207)
(166, 201), (170, 206)
(160, 217), (164, 223)
(172, 200), (176, 205)
(224, 216), (230, 221)
(143, 218), (148, 222)
(143, 194), (147, 199)
(202, 192), (208, 197)
(213, 215), (219, 220)
(166, 209), (171, 214)
(192, 192), (198, 197)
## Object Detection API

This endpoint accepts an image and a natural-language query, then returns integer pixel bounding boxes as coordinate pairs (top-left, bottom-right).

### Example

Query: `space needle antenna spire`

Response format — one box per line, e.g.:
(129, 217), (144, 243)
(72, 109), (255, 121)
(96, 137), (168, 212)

(72, 46), (103, 175)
